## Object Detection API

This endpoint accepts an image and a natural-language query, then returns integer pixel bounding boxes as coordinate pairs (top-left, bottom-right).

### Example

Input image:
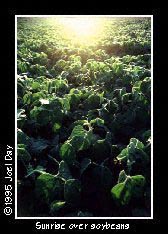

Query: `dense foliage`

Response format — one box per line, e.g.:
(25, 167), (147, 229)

(17, 17), (151, 217)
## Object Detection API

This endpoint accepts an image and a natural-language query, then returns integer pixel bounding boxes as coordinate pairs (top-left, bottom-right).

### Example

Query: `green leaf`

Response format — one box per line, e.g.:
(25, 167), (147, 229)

(69, 93), (81, 107)
(52, 122), (61, 133)
(140, 77), (151, 96)
(129, 138), (144, 150)
(50, 200), (66, 215)
(62, 98), (70, 111)
(17, 144), (31, 162)
(29, 138), (49, 156)
(117, 148), (128, 161)
(90, 117), (104, 126)
(107, 100), (118, 113)
(17, 129), (30, 145)
(85, 94), (102, 109)
(117, 138), (144, 161)
(80, 158), (91, 175)
(142, 130), (151, 143)
(131, 175), (146, 198)
(70, 120), (89, 130)
(119, 87), (127, 96)
(92, 139), (111, 163)
(23, 93), (32, 105)
(64, 179), (81, 205)
(35, 173), (64, 205)
(70, 125), (93, 151)
(111, 172), (145, 205)
(122, 93), (131, 104)
(30, 98), (64, 125)
(111, 177), (132, 205)
(58, 161), (72, 180)
(82, 163), (113, 191)
(30, 106), (50, 125)
(32, 82), (40, 90)
(60, 142), (76, 165)
(70, 125), (85, 137)
(92, 165), (113, 190)
(25, 165), (46, 179)
(118, 170), (127, 183)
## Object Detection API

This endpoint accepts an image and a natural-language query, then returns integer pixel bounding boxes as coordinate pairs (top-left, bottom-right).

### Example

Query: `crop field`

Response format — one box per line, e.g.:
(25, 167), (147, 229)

(17, 16), (151, 217)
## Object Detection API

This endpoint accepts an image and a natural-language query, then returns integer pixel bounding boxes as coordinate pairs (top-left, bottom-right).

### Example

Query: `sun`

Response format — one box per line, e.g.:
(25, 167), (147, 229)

(57, 17), (104, 45)
(66, 18), (96, 37)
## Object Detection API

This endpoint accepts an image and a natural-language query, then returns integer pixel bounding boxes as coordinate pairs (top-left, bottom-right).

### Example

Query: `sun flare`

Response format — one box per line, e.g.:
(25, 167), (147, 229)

(58, 17), (104, 45)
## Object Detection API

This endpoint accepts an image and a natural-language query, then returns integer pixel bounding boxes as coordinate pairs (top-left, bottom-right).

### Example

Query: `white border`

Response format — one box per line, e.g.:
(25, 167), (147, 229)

(15, 15), (153, 219)
(15, 15), (152, 17)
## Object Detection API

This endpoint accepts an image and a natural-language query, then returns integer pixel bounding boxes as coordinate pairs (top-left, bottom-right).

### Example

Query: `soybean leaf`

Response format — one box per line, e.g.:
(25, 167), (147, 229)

(60, 142), (76, 165)
(64, 179), (81, 205)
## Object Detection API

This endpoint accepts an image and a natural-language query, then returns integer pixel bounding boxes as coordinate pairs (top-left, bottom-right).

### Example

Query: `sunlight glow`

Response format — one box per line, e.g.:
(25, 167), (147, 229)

(58, 17), (105, 45)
